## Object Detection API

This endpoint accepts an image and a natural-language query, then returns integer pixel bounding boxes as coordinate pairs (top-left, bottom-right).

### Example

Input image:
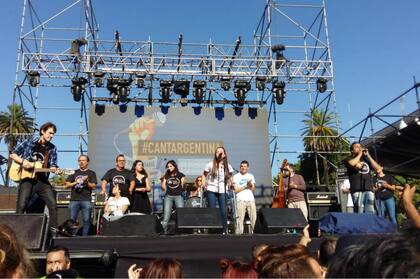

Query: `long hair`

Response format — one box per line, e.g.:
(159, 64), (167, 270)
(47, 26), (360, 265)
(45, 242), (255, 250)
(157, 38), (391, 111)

(211, 146), (231, 183)
(131, 160), (149, 178)
(220, 259), (257, 279)
(142, 258), (183, 278)
(165, 160), (179, 178)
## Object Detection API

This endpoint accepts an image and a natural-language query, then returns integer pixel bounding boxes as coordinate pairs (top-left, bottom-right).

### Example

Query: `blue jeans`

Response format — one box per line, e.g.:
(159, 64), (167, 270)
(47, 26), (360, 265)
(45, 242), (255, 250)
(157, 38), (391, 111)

(69, 201), (92, 236)
(378, 197), (397, 225)
(352, 191), (375, 214)
(207, 191), (228, 232)
(162, 195), (184, 232)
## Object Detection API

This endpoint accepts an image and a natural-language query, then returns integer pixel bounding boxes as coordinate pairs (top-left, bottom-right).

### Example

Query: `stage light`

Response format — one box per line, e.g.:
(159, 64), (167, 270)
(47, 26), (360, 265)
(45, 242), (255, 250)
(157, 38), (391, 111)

(136, 73), (146, 88)
(94, 104), (105, 116)
(271, 44), (286, 69)
(27, 71), (40, 87)
(234, 80), (251, 106)
(193, 80), (206, 104)
(135, 104), (144, 117)
(220, 77), (231, 91)
(106, 78), (131, 104)
(398, 119), (408, 130)
(316, 77), (328, 93)
(248, 107), (258, 119)
(71, 77), (87, 102)
(256, 76), (266, 91)
(415, 117), (420, 125)
(94, 72), (105, 87)
(272, 80), (286, 105)
(116, 78), (131, 103)
(160, 80), (172, 103)
(70, 38), (87, 56)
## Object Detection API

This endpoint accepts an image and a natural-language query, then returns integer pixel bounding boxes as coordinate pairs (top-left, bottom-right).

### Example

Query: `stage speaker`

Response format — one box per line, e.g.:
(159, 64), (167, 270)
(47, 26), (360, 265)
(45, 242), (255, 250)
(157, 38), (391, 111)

(254, 208), (307, 234)
(0, 213), (47, 250)
(308, 204), (341, 220)
(101, 214), (163, 236)
(176, 208), (223, 234)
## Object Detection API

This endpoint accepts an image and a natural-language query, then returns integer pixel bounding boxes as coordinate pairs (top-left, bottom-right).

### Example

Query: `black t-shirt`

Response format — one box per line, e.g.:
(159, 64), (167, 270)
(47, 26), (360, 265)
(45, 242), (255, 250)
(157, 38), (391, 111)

(164, 172), (185, 196)
(101, 168), (134, 197)
(375, 174), (396, 200)
(66, 169), (98, 201)
(345, 158), (374, 192)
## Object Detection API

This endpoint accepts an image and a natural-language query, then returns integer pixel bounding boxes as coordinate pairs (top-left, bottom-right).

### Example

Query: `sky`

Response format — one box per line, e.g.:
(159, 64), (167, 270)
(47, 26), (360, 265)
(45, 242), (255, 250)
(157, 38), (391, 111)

(0, 0), (419, 176)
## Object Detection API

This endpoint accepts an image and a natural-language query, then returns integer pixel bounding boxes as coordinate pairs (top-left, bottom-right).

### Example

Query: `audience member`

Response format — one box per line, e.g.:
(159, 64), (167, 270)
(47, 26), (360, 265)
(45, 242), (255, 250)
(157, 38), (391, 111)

(0, 224), (33, 278)
(402, 184), (420, 229)
(327, 235), (420, 278)
(219, 258), (257, 278)
(128, 258), (183, 278)
(45, 246), (71, 276)
(318, 237), (337, 269)
(259, 254), (323, 278)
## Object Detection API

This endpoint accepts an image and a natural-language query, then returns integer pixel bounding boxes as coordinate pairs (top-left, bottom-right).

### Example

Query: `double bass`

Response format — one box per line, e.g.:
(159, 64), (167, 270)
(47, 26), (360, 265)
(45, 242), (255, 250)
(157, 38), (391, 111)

(272, 159), (287, 208)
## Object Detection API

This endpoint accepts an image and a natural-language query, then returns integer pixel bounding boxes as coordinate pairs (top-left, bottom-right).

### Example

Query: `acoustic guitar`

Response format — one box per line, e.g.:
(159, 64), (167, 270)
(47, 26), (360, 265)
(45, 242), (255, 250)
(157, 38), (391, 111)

(8, 160), (74, 182)
(272, 159), (288, 208)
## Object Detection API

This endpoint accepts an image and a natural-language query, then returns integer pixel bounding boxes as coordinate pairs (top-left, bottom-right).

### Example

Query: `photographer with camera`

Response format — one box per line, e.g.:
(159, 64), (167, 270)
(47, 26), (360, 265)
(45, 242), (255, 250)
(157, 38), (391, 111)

(345, 142), (380, 214)
(65, 155), (98, 236)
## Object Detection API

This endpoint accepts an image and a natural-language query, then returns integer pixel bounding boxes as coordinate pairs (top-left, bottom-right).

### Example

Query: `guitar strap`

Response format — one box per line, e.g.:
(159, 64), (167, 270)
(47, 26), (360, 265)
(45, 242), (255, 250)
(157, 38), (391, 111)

(43, 147), (49, 168)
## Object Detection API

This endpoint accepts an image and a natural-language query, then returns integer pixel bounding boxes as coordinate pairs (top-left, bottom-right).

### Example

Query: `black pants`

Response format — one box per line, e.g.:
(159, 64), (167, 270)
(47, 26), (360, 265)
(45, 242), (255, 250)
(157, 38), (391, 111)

(16, 179), (57, 228)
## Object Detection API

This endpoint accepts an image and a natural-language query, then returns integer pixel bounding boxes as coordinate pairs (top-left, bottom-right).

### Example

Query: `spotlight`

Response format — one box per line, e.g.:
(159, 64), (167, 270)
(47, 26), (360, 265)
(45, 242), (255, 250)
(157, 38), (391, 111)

(116, 78), (131, 103)
(94, 103), (105, 116)
(173, 80), (190, 103)
(71, 77), (88, 102)
(27, 71), (40, 87)
(415, 117), (420, 125)
(256, 76), (266, 91)
(70, 38), (87, 56)
(398, 119), (408, 130)
(272, 80), (286, 105)
(94, 72), (105, 87)
(136, 73), (146, 88)
(316, 77), (328, 93)
(160, 80), (172, 103)
(234, 80), (251, 106)
(220, 77), (231, 91)
(271, 44), (286, 69)
(106, 78), (131, 104)
(193, 80), (206, 104)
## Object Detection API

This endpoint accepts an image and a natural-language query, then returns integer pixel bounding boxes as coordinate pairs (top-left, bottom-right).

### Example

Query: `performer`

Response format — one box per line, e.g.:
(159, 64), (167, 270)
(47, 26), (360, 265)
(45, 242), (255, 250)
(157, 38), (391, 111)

(161, 160), (185, 233)
(103, 184), (130, 221)
(189, 176), (203, 198)
(65, 155), (97, 236)
(233, 160), (257, 234)
(202, 146), (233, 234)
(283, 163), (308, 220)
(10, 122), (59, 228)
(345, 142), (380, 213)
(130, 160), (152, 214)
(100, 154), (135, 198)
(374, 165), (397, 225)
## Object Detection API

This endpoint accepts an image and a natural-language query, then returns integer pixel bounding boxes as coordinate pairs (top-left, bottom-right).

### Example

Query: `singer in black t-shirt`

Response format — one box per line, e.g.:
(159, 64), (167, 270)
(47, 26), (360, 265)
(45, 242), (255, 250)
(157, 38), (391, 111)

(161, 160), (185, 233)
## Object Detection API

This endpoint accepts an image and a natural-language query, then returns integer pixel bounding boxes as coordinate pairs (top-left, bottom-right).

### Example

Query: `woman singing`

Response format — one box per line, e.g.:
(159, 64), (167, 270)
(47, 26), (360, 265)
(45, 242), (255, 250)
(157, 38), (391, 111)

(130, 160), (152, 214)
(161, 160), (185, 233)
(202, 146), (233, 234)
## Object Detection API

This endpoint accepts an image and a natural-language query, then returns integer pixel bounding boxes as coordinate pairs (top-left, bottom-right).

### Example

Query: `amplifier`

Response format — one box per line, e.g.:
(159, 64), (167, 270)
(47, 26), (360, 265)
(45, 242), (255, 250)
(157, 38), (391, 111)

(56, 190), (72, 205)
(306, 192), (338, 205)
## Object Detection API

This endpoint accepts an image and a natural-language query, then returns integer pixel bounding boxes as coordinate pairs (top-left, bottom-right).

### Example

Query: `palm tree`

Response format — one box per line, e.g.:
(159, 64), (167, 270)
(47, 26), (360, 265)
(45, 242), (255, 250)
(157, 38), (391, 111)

(300, 108), (347, 186)
(0, 104), (35, 153)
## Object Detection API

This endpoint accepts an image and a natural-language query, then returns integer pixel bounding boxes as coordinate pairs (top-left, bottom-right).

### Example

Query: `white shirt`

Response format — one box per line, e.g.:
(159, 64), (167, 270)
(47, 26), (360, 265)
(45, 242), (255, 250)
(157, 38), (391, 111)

(340, 179), (354, 207)
(204, 161), (234, 193)
(233, 172), (256, 202)
(106, 196), (130, 216)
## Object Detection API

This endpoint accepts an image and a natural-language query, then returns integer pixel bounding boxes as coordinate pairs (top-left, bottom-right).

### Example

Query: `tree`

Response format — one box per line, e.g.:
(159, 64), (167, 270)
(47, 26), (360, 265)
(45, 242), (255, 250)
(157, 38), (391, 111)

(0, 104), (35, 153)
(300, 108), (348, 187)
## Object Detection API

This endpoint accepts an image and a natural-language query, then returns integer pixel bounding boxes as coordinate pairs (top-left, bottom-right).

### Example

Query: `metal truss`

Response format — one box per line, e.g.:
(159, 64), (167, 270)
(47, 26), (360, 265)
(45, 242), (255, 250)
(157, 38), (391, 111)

(9, 0), (339, 185)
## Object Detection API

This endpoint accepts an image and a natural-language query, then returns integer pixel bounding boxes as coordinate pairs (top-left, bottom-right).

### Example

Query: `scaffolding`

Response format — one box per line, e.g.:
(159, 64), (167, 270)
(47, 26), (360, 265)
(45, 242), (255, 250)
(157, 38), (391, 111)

(7, 0), (338, 186)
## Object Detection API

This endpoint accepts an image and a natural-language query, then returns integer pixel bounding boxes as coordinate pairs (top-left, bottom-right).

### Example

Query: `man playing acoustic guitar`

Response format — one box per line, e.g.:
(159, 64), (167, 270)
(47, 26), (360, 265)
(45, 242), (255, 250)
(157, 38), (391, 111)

(9, 122), (59, 228)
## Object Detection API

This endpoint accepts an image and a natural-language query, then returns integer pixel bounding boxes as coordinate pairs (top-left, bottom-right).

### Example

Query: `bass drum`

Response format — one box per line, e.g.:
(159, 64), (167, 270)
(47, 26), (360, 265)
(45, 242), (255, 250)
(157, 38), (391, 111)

(185, 196), (206, 208)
